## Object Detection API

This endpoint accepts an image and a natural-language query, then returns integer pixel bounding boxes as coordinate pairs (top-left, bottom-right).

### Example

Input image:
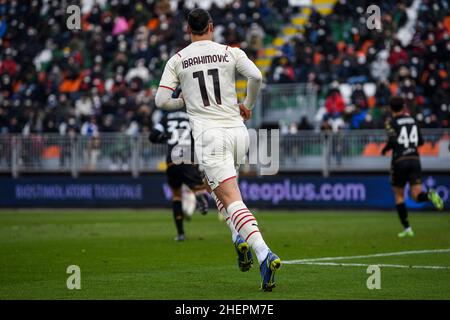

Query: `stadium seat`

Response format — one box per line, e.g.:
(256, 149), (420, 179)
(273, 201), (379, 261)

(237, 91), (246, 101)
(264, 47), (277, 58)
(419, 142), (439, 157)
(273, 37), (285, 47)
(235, 79), (247, 90)
(362, 143), (383, 157)
(255, 58), (272, 69)
(291, 16), (307, 27)
(42, 146), (61, 159)
(282, 26), (299, 37)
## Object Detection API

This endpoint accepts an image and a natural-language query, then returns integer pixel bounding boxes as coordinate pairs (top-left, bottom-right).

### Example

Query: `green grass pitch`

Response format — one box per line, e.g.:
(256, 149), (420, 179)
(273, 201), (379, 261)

(0, 209), (449, 299)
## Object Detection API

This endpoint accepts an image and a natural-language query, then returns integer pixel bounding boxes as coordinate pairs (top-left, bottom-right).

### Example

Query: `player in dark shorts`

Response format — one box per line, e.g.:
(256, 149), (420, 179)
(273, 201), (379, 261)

(149, 106), (209, 241)
(381, 96), (444, 237)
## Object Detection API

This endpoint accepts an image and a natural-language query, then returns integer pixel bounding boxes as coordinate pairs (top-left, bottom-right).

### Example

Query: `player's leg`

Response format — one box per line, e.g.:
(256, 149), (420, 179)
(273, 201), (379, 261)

(213, 177), (270, 258)
(199, 161), (240, 241)
(196, 127), (237, 232)
(209, 127), (280, 290)
(393, 186), (414, 237)
(208, 188), (239, 241)
(167, 165), (185, 241)
(409, 161), (444, 210)
(213, 175), (280, 290)
(411, 184), (428, 202)
(201, 150), (252, 272)
(184, 165), (210, 215)
(171, 186), (185, 241)
(180, 185), (197, 220)
(410, 185), (443, 210)
(391, 163), (414, 237)
(193, 187), (209, 215)
(209, 189), (253, 272)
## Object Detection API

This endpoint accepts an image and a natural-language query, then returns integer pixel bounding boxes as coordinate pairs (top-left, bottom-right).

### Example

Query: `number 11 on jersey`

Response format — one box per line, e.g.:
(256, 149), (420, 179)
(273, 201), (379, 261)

(193, 68), (222, 107)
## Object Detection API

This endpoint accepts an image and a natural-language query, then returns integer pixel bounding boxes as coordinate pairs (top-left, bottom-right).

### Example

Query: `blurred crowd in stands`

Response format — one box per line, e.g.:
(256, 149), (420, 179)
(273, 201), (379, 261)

(0, 0), (449, 136)
(270, 0), (450, 132)
(0, 0), (289, 136)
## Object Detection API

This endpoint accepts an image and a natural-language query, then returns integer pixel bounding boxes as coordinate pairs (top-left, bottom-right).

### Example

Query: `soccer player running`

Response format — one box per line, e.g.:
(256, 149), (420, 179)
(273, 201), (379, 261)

(154, 8), (281, 291)
(381, 96), (444, 237)
(149, 107), (209, 242)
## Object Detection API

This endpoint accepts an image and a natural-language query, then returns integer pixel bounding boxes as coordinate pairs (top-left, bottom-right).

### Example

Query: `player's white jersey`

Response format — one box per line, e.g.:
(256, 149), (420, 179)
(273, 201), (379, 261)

(158, 40), (251, 135)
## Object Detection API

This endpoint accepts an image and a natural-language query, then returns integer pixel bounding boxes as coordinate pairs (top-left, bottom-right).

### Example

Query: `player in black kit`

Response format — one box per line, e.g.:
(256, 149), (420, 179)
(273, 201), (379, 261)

(381, 96), (444, 237)
(149, 105), (209, 241)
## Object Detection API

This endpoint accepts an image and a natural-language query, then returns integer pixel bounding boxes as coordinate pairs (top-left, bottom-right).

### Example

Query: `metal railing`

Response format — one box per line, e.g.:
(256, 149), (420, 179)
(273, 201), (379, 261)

(0, 129), (448, 177)
(0, 134), (166, 178)
(279, 129), (450, 175)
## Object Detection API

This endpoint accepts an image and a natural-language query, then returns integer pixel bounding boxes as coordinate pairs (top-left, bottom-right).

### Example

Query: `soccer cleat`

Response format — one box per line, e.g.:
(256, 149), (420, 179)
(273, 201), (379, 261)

(428, 189), (444, 211)
(259, 250), (281, 291)
(195, 193), (209, 215)
(174, 234), (185, 242)
(398, 228), (414, 238)
(234, 235), (253, 272)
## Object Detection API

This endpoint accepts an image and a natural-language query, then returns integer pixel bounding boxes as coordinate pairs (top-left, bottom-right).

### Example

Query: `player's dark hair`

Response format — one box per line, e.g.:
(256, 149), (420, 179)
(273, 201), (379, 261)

(187, 8), (212, 35)
(389, 96), (405, 113)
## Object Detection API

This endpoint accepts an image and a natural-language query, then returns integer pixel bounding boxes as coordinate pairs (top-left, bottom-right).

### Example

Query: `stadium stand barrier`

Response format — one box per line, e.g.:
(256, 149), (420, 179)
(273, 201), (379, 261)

(0, 129), (448, 177)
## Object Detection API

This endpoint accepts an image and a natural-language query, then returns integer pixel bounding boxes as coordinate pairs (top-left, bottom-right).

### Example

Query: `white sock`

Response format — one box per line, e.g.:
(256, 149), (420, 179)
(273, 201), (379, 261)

(211, 192), (239, 243)
(227, 200), (269, 265)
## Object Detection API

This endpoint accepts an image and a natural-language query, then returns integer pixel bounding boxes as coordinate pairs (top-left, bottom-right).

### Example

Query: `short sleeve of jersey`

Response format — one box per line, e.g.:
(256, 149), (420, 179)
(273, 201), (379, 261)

(159, 57), (180, 91)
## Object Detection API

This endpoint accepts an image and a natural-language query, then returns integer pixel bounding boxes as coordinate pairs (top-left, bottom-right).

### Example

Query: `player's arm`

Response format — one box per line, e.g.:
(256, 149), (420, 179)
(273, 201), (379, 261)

(417, 122), (424, 147)
(149, 122), (170, 144)
(155, 58), (185, 110)
(149, 113), (170, 144)
(381, 119), (396, 155)
(235, 48), (263, 113)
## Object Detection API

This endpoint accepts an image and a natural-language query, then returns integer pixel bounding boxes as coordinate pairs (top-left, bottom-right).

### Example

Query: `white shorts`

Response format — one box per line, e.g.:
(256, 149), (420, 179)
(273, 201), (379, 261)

(194, 126), (249, 190)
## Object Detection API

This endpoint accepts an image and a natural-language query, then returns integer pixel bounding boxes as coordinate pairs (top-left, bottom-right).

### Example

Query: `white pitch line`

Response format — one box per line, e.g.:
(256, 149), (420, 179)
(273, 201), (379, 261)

(291, 261), (450, 270)
(284, 248), (450, 264)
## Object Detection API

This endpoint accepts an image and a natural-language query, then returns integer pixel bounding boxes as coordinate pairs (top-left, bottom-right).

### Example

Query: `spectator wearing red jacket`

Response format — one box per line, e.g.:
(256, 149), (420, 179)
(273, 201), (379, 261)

(325, 89), (345, 118)
(388, 45), (408, 67)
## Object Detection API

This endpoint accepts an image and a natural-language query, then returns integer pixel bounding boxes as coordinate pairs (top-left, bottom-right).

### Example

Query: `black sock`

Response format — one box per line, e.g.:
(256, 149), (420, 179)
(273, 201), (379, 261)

(172, 200), (184, 236)
(396, 203), (410, 229)
(416, 192), (428, 203)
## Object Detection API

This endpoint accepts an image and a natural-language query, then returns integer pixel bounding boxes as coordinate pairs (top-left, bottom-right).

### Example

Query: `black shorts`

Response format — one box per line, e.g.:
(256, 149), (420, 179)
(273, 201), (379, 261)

(390, 158), (422, 188)
(166, 164), (204, 190)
